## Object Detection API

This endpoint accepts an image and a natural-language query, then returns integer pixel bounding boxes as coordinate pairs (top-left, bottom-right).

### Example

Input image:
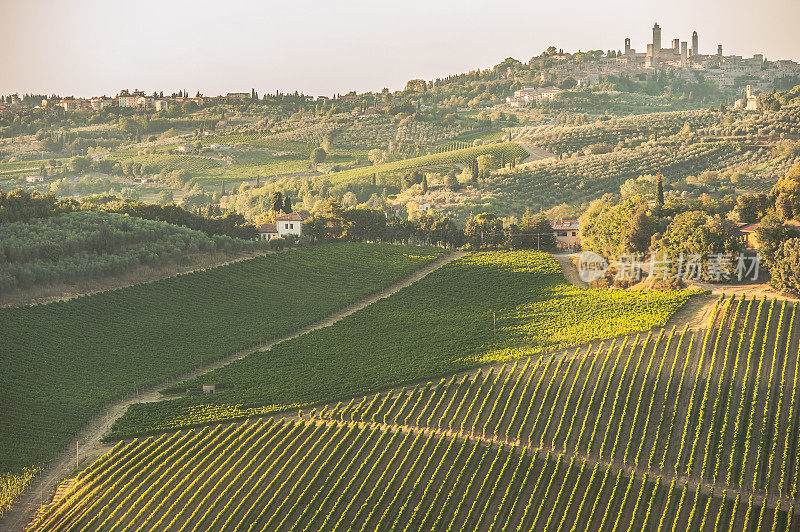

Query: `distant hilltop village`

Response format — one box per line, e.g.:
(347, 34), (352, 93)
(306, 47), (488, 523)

(507, 23), (799, 108)
(2, 24), (799, 118)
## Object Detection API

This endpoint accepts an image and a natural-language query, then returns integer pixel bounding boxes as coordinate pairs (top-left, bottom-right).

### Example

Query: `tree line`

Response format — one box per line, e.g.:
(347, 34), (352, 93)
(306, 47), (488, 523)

(301, 199), (557, 251)
(0, 189), (258, 240)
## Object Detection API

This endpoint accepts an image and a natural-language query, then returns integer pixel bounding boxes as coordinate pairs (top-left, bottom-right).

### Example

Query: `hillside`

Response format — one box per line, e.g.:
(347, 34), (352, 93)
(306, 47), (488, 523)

(29, 295), (800, 531)
(0, 243), (444, 518)
(0, 210), (261, 300)
(107, 251), (693, 440)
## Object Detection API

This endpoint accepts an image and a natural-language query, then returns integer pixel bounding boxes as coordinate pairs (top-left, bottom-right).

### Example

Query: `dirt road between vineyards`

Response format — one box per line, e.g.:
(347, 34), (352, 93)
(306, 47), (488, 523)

(516, 141), (556, 164)
(0, 250), (465, 532)
(553, 253), (588, 289)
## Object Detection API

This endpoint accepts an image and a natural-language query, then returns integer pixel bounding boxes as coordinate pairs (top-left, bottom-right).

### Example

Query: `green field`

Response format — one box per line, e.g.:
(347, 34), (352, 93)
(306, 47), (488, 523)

(109, 251), (694, 439)
(0, 244), (443, 483)
(34, 294), (800, 532)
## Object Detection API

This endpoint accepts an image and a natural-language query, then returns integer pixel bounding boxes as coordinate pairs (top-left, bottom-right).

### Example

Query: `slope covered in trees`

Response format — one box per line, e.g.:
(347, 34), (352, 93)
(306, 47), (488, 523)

(0, 211), (260, 293)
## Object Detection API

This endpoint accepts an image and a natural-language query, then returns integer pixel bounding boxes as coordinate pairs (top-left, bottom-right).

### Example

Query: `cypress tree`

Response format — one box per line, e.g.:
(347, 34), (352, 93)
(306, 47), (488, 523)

(656, 172), (664, 208)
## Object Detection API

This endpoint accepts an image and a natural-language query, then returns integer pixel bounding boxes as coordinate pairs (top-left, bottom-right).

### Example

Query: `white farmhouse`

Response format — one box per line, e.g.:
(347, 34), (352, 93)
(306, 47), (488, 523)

(275, 212), (308, 238)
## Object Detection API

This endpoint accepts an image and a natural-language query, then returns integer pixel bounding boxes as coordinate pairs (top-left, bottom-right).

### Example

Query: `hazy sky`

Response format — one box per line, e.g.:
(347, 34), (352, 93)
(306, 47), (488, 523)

(1, 0), (798, 98)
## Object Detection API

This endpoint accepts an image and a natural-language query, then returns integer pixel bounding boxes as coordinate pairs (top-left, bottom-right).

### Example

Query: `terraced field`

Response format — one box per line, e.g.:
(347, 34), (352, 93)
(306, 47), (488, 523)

(31, 294), (800, 531)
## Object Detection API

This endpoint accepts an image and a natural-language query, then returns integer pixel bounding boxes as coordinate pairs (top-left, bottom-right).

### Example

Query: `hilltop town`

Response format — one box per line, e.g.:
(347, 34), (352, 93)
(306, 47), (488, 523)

(2, 23), (799, 119)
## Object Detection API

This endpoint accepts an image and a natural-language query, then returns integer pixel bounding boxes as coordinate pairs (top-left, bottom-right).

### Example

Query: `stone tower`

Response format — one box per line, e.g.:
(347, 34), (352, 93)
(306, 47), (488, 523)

(652, 23), (661, 53)
(681, 41), (688, 66)
(692, 31), (698, 56)
(624, 38), (631, 55)
(672, 38), (680, 52)
(718, 44), (723, 57)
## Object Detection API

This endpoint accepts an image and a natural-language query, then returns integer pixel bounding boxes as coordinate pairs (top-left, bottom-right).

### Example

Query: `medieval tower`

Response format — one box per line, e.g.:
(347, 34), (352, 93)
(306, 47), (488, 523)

(652, 23), (662, 53)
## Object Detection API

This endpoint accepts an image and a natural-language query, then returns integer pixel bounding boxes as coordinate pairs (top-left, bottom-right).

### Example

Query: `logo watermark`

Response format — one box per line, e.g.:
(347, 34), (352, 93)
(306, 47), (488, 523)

(577, 251), (609, 283)
(577, 251), (761, 283)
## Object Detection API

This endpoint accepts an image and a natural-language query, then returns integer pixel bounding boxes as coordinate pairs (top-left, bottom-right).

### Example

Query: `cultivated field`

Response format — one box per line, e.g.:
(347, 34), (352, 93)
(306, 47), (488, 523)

(107, 251), (694, 440)
(30, 294), (800, 531)
(0, 243), (444, 512)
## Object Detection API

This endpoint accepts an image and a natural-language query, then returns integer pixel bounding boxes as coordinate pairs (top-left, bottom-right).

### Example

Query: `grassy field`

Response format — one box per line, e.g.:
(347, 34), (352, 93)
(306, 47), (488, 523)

(0, 243), (443, 497)
(109, 251), (694, 439)
(34, 295), (800, 531)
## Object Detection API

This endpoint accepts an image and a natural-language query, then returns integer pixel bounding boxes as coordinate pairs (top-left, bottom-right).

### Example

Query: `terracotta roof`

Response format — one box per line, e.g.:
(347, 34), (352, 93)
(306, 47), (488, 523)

(551, 219), (580, 231)
(258, 223), (277, 233)
(737, 222), (759, 233)
(275, 211), (307, 222)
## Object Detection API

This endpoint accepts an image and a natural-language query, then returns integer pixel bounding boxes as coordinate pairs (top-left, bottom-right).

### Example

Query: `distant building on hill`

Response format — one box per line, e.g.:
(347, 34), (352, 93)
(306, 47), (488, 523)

(506, 87), (563, 107)
(734, 85), (760, 111)
(90, 97), (114, 110)
(257, 211), (311, 240)
(58, 99), (86, 112)
(551, 219), (581, 250)
(117, 90), (144, 108)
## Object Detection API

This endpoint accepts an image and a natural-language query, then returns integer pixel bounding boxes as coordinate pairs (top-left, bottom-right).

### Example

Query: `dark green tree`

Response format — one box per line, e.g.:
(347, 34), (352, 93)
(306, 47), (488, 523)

(270, 191), (284, 213)
(656, 172), (664, 208)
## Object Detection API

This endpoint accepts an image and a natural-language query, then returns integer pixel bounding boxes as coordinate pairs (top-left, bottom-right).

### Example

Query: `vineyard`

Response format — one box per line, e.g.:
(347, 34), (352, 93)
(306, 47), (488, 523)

(0, 243), (443, 501)
(509, 109), (722, 155)
(110, 153), (226, 176)
(489, 140), (742, 214)
(33, 294), (800, 531)
(107, 251), (693, 440)
(324, 142), (528, 185)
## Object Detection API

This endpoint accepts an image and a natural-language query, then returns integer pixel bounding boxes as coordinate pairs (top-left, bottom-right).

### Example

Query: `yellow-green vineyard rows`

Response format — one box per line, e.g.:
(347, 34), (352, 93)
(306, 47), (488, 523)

(34, 295), (800, 530)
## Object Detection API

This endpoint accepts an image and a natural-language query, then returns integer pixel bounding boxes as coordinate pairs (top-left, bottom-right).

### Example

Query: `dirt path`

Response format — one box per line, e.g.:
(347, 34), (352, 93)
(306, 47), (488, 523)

(552, 253), (588, 289)
(516, 141), (556, 164)
(0, 250), (465, 532)
(663, 292), (719, 330)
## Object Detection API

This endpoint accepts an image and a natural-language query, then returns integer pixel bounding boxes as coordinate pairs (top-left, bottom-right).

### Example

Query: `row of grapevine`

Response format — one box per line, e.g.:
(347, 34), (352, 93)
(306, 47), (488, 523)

(316, 297), (800, 504)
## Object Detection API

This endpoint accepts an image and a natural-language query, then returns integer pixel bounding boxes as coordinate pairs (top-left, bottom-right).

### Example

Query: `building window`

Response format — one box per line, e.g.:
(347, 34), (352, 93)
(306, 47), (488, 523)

(285, 223), (289, 229)
(572, 232), (577, 236)
(290, 223), (293, 229)
(558, 231), (567, 237)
